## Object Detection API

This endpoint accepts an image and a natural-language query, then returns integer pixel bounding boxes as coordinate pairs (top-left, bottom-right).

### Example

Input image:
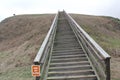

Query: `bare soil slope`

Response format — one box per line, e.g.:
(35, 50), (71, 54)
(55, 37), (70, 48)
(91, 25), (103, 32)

(71, 14), (120, 80)
(0, 14), (54, 80)
(0, 14), (120, 80)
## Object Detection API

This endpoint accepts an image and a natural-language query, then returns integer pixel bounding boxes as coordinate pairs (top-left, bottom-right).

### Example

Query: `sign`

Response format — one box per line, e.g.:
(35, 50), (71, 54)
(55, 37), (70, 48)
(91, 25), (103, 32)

(31, 65), (40, 77)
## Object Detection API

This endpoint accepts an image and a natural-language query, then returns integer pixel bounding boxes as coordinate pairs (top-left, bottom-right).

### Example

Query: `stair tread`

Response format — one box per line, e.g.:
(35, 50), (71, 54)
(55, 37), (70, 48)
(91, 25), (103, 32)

(52, 52), (83, 56)
(50, 60), (88, 63)
(47, 75), (97, 79)
(54, 40), (76, 44)
(53, 49), (82, 52)
(50, 61), (90, 65)
(52, 51), (83, 54)
(49, 65), (91, 69)
(53, 48), (81, 51)
(52, 53), (85, 56)
(48, 69), (94, 74)
(54, 44), (80, 48)
(51, 57), (87, 61)
(54, 44), (80, 47)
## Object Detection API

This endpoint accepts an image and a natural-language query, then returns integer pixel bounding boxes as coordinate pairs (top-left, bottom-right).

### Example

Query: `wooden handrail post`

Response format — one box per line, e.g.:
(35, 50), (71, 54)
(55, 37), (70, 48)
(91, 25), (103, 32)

(105, 58), (111, 80)
(33, 62), (40, 80)
(35, 76), (40, 80)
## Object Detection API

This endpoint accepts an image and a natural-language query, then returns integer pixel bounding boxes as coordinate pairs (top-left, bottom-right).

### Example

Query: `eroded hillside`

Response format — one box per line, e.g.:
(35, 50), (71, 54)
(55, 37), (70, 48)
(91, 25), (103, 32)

(0, 14), (54, 80)
(71, 14), (120, 80)
(0, 14), (120, 80)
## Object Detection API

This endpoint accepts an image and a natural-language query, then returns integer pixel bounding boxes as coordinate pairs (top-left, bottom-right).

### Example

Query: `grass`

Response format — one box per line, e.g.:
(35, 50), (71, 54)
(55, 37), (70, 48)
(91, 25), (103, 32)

(0, 14), (54, 80)
(0, 51), (14, 63)
(0, 51), (34, 80)
(0, 52), (9, 58)
(80, 23), (120, 54)
(71, 14), (120, 79)
(0, 66), (34, 80)
(108, 38), (120, 48)
(74, 16), (120, 80)
(92, 35), (120, 48)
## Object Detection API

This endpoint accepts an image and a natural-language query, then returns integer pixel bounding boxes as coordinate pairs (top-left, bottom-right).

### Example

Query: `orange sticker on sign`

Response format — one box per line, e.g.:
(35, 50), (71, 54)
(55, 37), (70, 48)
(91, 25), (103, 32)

(31, 65), (40, 77)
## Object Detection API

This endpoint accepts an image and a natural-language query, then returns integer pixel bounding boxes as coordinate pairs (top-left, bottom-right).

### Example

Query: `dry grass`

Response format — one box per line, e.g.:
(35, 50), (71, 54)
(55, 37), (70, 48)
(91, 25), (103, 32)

(0, 14), (55, 80)
(71, 14), (120, 80)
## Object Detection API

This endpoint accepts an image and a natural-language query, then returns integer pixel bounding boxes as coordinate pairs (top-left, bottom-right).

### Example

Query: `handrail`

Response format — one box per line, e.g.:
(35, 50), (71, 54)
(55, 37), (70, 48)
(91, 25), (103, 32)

(33, 12), (59, 80)
(34, 13), (58, 64)
(64, 11), (111, 80)
(65, 12), (110, 59)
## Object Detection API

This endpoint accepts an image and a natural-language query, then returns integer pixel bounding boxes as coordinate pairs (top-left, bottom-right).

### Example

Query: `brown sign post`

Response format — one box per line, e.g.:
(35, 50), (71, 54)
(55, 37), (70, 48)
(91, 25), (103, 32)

(31, 65), (40, 77)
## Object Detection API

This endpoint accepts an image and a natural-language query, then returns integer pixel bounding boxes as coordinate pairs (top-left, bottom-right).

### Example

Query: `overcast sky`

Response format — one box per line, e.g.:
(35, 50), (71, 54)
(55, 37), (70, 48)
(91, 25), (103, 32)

(0, 0), (120, 21)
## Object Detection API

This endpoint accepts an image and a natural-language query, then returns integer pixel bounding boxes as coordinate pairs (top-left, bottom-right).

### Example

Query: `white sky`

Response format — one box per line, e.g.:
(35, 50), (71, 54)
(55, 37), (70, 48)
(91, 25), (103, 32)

(0, 0), (120, 21)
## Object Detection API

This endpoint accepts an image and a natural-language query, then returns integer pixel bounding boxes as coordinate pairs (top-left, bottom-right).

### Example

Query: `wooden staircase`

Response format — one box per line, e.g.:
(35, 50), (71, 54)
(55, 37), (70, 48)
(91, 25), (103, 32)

(45, 12), (98, 80)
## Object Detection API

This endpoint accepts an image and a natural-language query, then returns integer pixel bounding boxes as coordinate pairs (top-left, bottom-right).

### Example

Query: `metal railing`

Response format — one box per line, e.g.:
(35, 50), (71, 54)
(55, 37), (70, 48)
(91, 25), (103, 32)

(64, 11), (111, 80)
(33, 12), (59, 80)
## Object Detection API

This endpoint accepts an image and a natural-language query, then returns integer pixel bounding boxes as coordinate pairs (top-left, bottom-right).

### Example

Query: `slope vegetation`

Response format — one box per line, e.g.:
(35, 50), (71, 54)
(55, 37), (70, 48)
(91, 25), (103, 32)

(0, 14), (54, 80)
(0, 14), (120, 80)
(71, 14), (120, 80)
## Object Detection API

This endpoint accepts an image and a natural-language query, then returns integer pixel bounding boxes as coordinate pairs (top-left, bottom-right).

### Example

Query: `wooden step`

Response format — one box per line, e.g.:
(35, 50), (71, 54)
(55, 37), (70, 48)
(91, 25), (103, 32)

(52, 49), (82, 53)
(48, 70), (95, 77)
(54, 43), (79, 46)
(52, 50), (83, 54)
(51, 54), (86, 59)
(54, 47), (81, 51)
(53, 47), (81, 51)
(47, 75), (97, 80)
(51, 58), (88, 63)
(49, 65), (92, 71)
(52, 52), (84, 56)
(50, 61), (90, 67)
